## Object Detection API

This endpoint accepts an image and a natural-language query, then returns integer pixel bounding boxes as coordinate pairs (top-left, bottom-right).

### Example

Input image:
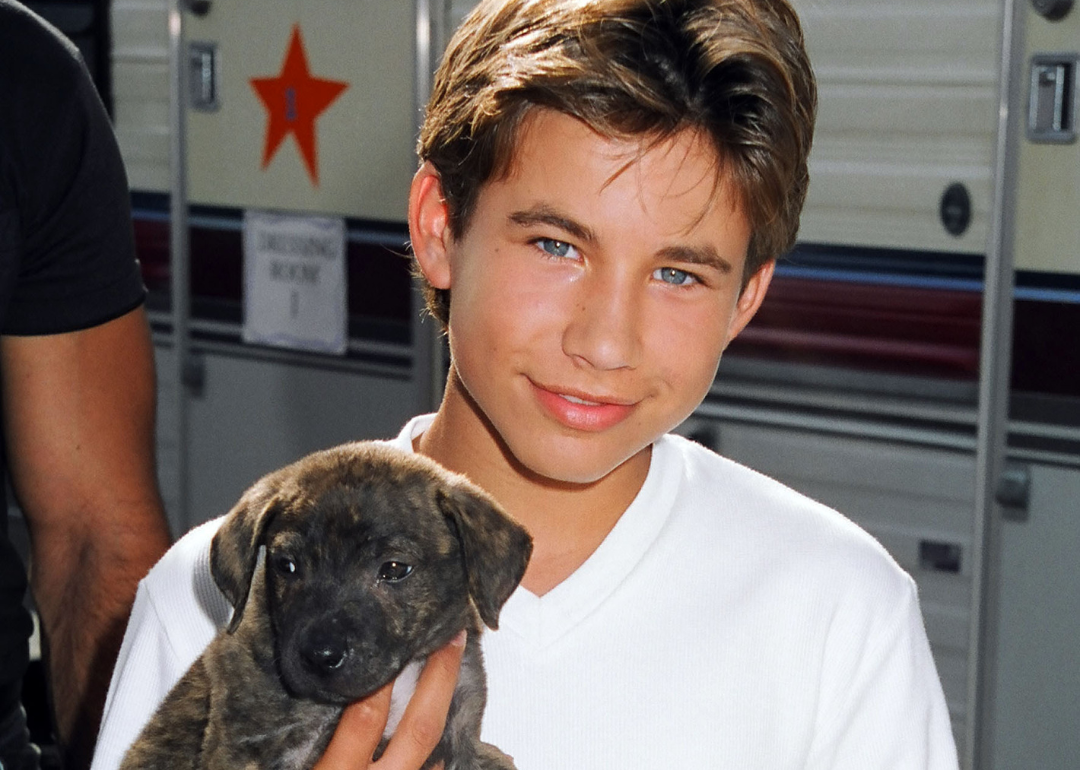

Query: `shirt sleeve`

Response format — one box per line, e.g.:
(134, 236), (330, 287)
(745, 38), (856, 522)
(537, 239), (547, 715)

(1, 8), (145, 336)
(91, 580), (184, 770)
(806, 576), (960, 769)
(91, 521), (231, 770)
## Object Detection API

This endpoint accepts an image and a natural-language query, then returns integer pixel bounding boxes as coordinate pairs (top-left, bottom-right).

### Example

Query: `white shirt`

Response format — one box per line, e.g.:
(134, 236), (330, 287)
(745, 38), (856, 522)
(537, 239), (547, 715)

(93, 415), (958, 769)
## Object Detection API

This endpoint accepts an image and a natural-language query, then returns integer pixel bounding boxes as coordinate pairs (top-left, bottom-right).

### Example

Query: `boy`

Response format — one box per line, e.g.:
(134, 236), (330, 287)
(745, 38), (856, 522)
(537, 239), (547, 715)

(93, 0), (959, 768)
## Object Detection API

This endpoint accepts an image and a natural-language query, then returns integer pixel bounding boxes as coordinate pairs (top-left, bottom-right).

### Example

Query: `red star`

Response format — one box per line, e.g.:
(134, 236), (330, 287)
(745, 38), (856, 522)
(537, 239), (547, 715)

(250, 25), (348, 186)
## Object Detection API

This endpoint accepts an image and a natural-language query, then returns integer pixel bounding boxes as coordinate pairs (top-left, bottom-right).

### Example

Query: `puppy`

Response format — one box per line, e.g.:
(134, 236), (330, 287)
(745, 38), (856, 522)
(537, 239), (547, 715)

(120, 442), (532, 770)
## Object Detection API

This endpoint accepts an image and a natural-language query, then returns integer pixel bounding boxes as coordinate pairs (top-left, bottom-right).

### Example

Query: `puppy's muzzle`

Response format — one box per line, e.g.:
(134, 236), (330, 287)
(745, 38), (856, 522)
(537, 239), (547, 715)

(281, 609), (396, 703)
(301, 625), (349, 675)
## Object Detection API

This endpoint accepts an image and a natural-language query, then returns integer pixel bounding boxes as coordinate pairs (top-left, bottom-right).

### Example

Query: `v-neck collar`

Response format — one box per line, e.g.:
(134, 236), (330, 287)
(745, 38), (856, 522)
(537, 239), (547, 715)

(393, 416), (680, 648)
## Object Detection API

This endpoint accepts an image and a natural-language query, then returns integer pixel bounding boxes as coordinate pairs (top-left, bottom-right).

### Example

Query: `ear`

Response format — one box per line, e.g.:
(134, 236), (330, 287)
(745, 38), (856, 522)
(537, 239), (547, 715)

(408, 161), (453, 291)
(437, 481), (533, 629)
(210, 482), (280, 634)
(725, 259), (775, 341)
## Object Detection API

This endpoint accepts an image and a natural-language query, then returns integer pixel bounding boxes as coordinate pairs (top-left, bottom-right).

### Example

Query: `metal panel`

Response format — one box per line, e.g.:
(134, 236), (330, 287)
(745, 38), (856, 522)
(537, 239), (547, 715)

(113, 0), (1007, 247)
(152, 342), (419, 535)
(1013, 5), (1080, 274)
(991, 463), (1080, 769)
(183, 0), (416, 220)
(444, 0), (1002, 254)
(447, 0), (475, 32)
(112, 0), (419, 221)
(791, 1), (1002, 253)
(111, 0), (170, 190)
(987, 2), (1080, 768)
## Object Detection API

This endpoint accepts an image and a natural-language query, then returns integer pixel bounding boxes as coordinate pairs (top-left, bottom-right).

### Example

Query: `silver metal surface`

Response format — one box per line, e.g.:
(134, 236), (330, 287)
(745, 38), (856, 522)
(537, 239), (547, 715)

(693, 398), (979, 452)
(967, 0), (1027, 765)
(168, 0), (192, 530)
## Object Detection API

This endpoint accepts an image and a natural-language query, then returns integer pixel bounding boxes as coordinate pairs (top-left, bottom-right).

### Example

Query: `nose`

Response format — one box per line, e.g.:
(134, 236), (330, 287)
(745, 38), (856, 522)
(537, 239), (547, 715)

(561, 270), (641, 370)
(301, 628), (348, 675)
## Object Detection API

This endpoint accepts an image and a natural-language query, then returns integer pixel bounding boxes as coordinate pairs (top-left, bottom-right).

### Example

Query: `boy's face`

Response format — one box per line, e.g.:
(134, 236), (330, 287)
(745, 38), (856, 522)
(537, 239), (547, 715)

(411, 109), (772, 487)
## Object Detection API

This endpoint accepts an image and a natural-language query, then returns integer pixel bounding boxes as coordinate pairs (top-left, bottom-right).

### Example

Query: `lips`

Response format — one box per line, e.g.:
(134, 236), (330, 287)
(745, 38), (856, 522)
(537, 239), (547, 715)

(531, 381), (636, 432)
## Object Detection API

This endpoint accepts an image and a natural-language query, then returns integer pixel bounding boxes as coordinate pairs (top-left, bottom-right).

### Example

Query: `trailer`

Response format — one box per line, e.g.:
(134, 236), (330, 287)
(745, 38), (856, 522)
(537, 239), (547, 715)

(18, 0), (1080, 766)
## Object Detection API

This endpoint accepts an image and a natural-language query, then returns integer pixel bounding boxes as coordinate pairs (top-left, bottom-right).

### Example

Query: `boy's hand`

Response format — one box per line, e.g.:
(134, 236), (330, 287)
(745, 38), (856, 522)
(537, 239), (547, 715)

(313, 631), (466, 770)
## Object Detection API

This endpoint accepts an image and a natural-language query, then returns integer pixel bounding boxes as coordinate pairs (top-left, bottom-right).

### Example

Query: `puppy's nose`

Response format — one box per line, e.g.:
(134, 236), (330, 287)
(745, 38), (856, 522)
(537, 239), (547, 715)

(301, 632), (348, 674)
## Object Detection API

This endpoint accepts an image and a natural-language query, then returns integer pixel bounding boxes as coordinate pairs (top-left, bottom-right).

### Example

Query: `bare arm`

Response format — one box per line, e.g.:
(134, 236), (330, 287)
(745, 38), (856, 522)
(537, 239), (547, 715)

(1, 305), (172, 770)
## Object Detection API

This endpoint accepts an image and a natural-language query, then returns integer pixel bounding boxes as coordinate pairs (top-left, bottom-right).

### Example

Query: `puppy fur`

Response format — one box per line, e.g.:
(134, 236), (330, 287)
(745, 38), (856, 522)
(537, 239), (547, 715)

(119, 442), (533, 770)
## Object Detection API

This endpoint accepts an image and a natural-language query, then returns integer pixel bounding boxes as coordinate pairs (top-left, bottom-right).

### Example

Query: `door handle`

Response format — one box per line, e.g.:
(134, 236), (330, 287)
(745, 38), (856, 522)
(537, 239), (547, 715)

(996, 462), (1032, 521)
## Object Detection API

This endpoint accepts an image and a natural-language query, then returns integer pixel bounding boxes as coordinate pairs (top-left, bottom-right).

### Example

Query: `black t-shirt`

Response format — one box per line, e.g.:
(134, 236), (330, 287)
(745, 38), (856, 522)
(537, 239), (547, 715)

(0, 0), (147, 709)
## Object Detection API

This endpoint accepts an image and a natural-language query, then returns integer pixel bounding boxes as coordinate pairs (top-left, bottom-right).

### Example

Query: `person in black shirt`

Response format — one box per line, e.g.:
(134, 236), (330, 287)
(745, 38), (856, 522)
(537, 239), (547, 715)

(0, 2), (171, 768)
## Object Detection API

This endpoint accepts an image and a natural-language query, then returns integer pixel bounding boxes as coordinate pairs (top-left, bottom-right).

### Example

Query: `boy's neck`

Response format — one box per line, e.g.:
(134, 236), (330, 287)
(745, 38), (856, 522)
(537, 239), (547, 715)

(415, 377), (651, 596)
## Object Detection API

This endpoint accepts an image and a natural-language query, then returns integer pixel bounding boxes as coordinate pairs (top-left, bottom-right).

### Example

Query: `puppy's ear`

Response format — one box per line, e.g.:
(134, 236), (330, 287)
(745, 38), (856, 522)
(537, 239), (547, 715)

(438, 482), (533, 629)
(210, 481), (281, 633)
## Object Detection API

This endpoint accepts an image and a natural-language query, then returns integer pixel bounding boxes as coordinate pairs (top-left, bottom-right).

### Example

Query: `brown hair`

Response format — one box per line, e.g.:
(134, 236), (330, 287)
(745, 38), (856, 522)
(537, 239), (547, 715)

(417, 0), (816, 326)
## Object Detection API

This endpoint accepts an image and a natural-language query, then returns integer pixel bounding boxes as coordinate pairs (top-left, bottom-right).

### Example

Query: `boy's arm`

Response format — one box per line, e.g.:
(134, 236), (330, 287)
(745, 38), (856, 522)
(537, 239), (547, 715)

(1, 307), (171, 769)
(807, 578), (959, 769)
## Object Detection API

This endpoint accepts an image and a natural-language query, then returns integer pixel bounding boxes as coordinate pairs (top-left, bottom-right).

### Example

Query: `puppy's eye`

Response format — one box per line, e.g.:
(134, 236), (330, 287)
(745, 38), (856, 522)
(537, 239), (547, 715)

(272, 554), (298, 577)
(378, 561), (413, 583)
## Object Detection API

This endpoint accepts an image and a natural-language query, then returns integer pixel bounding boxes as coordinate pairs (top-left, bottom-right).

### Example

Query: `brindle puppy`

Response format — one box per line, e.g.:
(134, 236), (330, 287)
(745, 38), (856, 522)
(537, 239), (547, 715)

(120, 442), (532, 770)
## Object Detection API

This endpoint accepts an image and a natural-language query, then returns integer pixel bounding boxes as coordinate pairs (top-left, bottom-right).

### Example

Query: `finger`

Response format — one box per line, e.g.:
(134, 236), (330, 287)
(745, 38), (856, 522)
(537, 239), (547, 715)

(313, 682), (394, 770)
(373, 630), (466, 768)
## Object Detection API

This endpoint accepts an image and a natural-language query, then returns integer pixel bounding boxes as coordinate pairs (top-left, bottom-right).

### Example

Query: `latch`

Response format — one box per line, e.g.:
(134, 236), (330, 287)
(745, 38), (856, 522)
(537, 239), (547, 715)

(189, 41), (219, 112)
(996, 462), (1032, 523)
(1027, 54), (1077, 143)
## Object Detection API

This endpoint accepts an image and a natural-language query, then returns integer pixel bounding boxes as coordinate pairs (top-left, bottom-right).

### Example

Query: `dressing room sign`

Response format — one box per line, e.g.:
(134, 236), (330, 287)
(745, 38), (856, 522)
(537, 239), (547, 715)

(242, 209), (347, 354)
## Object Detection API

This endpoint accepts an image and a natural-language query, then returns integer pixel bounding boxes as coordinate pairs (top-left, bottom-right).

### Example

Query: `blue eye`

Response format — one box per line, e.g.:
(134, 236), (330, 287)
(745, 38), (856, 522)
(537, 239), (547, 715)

(536, 238), (575, 258)
(654, 267), (697, 286)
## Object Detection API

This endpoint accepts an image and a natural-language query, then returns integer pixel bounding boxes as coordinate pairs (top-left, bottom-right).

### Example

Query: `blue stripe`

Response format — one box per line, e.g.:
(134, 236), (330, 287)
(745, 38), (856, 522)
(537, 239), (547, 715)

(776, 264), (1080, 304)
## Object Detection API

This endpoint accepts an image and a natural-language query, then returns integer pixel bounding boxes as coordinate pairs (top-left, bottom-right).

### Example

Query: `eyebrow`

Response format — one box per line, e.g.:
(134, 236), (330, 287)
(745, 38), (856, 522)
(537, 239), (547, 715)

(656, 244), (734, 274)
(508, 204), (734, 274)
(508, 205), (596, 245)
